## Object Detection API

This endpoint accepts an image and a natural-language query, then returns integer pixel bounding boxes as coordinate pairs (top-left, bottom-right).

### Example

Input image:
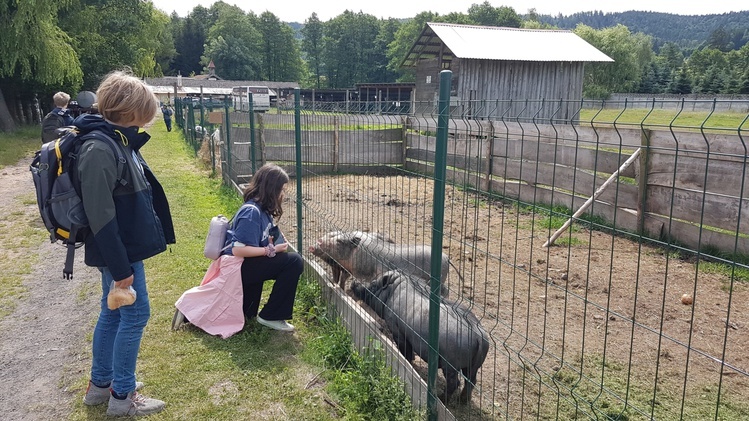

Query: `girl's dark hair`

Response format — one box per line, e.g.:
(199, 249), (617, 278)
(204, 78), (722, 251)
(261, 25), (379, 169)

(243, 163), (289, 218)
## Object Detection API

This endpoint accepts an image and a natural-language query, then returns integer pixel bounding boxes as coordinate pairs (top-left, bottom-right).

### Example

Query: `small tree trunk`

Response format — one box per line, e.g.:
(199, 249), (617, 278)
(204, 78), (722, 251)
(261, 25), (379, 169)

(0, 88), (17, 132)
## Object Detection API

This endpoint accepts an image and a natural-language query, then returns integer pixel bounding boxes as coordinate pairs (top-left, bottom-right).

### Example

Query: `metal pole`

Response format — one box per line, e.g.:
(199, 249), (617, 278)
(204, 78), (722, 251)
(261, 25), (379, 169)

(294, 88), (303, 253)
(249, 93), (257, 174)
(199, 85), (205, 129)
(224, 102), (232, 187)
(427, 70), (450, 420)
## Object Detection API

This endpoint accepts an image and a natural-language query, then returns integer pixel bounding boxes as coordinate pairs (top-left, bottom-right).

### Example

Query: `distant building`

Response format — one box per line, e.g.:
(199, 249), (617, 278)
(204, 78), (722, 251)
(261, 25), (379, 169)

(145, 61), (299, 105)
(402, 22), (613, 120)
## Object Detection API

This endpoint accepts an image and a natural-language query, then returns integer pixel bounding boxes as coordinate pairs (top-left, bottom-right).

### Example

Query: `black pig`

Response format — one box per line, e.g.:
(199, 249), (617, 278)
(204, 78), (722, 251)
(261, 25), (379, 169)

(351, 271), (489, 404)
(309, 230), (450, 296)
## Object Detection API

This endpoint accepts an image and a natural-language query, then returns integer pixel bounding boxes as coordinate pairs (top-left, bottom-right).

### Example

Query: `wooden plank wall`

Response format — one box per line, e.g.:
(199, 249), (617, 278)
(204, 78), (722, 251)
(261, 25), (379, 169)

(405, 118), (749, 255)
(219, 110), (749, 255)
(458, 60), (585, 122)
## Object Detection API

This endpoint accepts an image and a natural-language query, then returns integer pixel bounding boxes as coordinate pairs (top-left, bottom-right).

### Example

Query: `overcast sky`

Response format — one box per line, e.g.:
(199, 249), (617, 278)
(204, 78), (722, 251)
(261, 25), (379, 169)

(150, 0), (748, 23)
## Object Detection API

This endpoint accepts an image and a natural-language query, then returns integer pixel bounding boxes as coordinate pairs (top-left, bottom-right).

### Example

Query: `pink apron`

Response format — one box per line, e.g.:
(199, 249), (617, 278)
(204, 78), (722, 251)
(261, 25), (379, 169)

(175, 255), (245, 339)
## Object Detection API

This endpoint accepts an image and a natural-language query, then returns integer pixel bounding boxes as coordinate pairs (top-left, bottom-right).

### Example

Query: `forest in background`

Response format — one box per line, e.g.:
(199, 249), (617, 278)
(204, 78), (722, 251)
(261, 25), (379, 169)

(1, 1), (749, 132)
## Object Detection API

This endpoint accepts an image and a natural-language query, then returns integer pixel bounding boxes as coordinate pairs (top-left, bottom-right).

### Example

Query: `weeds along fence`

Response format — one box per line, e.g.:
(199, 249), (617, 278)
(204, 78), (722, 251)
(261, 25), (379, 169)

(175, 83), (749, 420)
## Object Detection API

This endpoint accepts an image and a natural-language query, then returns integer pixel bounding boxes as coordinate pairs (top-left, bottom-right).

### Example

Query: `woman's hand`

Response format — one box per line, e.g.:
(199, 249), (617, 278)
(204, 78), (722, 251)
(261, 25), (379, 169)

(274, 243), (289, 253)
(115, 274), (134, 288)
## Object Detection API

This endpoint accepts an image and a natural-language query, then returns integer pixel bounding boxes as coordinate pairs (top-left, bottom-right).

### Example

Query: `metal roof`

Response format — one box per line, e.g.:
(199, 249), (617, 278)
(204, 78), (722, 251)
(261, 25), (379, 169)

(402, 22), (614, 67)
(144, 77), (299, 91)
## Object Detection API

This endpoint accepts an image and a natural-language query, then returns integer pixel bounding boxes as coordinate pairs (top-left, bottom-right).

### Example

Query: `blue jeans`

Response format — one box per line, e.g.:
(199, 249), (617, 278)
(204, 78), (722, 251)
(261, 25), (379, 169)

(90, 261), (150, 396)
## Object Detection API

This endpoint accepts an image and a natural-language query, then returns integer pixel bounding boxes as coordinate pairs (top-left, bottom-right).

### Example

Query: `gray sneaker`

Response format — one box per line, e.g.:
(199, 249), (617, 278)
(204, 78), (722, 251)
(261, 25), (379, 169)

(171, 308), (186, 330)
(83, 381), (144, 406)
(256, 316), (295, 332)
(106, 391), (165, 417)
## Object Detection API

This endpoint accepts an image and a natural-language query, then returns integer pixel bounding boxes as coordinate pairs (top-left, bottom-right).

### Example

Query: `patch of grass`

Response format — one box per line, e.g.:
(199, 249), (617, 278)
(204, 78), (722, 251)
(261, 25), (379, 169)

(545, 352), (749, 421)
(579, 109), (748, 130)
(0, 188), (47, 319)
(298, 278), (420, 420)
(0, 125), (40, 168)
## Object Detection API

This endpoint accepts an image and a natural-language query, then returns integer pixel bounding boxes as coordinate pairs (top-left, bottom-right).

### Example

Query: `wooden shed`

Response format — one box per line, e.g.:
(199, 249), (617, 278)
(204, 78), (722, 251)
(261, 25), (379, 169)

(402, 22), (613, 121)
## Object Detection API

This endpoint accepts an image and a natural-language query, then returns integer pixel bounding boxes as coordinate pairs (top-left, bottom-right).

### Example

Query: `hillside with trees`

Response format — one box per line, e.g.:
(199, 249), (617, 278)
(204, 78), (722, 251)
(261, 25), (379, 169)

(538, 11), (749, 51)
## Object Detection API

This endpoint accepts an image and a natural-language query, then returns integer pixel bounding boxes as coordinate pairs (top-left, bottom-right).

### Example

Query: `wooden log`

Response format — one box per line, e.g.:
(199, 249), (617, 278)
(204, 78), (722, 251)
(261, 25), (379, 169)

(544, 148), (642, 247)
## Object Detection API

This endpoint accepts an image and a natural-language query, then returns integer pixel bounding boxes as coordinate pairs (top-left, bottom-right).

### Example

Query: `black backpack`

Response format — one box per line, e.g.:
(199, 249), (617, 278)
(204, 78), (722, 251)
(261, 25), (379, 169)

(41, 111), (67, 144)
(30, 128), (126, 279)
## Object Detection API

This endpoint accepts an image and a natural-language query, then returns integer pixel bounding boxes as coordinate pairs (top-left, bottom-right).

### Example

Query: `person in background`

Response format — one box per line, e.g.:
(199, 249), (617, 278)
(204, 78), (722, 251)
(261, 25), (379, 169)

(161, 104), (173, 132)
(41, 92), (75, 143)
(76, 70), (175, 416)
(224, 163), (303, 332)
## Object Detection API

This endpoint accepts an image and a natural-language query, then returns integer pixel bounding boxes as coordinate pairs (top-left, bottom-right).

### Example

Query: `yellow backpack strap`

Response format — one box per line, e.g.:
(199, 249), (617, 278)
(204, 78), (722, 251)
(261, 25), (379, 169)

(55, 138), (63, 176)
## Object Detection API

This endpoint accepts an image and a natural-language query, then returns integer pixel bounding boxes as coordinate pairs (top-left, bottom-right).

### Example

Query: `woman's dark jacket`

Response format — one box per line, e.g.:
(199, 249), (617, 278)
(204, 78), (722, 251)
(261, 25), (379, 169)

(74, 114), (176, 281)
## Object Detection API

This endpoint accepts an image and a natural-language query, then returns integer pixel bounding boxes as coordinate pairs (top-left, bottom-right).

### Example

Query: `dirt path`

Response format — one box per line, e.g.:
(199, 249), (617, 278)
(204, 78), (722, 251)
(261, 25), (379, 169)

(0, 157), (99, 420)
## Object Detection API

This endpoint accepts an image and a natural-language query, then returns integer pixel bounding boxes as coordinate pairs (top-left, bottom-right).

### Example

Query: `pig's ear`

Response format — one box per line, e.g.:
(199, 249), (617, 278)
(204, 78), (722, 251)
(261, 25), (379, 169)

(380, 271), (397, 287)
(349, 233), (362, 248)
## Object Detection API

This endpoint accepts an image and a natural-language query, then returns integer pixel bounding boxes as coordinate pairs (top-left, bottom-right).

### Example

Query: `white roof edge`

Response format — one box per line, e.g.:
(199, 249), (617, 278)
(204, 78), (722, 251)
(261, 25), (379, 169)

(426, 22), (614, 63)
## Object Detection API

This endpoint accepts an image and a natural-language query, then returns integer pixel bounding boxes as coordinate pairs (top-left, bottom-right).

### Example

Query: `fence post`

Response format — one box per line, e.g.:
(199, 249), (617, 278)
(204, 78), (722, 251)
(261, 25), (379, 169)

(199, 85), (205, 129)
(224, 104), (232, 187)
(427, 70), (450, 420)
(249, 93), (257, 174)
(294, 88), (303, 253)
(333, 116), (339, 172)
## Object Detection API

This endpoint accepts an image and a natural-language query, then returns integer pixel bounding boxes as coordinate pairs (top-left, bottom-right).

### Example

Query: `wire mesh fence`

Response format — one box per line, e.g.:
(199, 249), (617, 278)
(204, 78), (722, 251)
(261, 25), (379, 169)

(175, 87), (749, 420)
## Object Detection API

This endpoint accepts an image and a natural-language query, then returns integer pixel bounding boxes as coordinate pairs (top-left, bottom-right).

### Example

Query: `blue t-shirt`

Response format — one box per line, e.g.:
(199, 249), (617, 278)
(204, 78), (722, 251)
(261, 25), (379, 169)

(224, 200), (285, 256)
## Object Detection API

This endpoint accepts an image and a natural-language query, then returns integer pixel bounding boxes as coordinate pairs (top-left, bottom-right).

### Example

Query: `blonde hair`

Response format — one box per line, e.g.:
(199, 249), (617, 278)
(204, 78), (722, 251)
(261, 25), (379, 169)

(96, 70), (158, 127)
(53, 92), (70, 108)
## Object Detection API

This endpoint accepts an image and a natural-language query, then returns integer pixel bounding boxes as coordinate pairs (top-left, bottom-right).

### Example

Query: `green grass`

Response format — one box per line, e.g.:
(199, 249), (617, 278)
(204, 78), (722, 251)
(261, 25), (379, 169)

(0, 125), (40, 168)
(547, 353), (749, 420)
(578, 108), (749, 130)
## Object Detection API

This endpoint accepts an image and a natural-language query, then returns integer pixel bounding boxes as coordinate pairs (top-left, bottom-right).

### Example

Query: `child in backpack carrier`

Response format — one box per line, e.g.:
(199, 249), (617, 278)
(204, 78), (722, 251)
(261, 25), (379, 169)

(76, 70), (176, 417)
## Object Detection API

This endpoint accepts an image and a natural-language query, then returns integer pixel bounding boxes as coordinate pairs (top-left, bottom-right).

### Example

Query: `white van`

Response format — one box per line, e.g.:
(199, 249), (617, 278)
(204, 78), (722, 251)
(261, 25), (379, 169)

(232, 86), (271, 112)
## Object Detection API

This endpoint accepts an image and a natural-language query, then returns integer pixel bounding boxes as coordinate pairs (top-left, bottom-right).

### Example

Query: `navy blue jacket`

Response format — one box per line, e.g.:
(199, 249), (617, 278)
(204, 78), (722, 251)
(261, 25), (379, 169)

(74, 114), (176, 281)
(50, 107), (75, 126)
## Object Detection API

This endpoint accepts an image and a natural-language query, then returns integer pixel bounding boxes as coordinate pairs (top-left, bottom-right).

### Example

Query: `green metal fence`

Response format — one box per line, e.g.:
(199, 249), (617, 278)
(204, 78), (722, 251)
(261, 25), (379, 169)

(176, 82), (749, 420)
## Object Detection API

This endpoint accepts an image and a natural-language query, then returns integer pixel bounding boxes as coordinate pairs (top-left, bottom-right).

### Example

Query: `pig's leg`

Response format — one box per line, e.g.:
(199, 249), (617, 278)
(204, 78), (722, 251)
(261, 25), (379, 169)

(332, 265), (342, 287)
(339, 270), (351, 290)
(458, 366), (474, 404)
(442, 365), (460, 403)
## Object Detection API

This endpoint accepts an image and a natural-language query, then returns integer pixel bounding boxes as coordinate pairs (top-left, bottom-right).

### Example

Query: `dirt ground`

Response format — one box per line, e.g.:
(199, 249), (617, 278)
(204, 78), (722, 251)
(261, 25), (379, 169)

(0, 157), (101, 420)
(294, 173), (749, 420)
(3, 152), (748, 420)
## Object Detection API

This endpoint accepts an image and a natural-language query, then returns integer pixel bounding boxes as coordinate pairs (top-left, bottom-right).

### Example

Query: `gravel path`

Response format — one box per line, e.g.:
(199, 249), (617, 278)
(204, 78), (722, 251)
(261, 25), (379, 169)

(0, 157), (99, 420)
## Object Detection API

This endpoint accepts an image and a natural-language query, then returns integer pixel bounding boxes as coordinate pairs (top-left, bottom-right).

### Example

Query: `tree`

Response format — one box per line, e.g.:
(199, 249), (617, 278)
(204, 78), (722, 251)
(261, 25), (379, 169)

(171, 6), (211, 76)
(575, 24), (654, 98)
(322, 11), (380, 88)
(0, 0), (82, 131)
(59, 0), (171, 88)
(255, 12), (304, 82)
(202, 3), (262, 80)
(686, 47), (728, 93)
(301, 13), (324, 88)
(467, 2), (522, 27)
(705, 27), (733, 52)
(739, 68), (749, 94)
(370, 18), (402, 83)
(668, 67), (692, 94)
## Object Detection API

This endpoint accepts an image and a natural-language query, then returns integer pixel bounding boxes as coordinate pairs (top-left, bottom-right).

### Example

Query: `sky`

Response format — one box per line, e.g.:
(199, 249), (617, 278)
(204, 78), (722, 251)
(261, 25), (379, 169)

(150, 0), (748, 23)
